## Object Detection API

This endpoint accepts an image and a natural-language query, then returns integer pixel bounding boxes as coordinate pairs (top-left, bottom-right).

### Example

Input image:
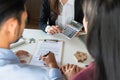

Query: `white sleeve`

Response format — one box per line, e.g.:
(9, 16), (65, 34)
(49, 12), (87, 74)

(45, 25), (51, 33)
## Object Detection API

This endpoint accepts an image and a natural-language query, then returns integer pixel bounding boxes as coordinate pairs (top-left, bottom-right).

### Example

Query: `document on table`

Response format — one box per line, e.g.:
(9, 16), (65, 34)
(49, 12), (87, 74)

(30, 39), (64, 67)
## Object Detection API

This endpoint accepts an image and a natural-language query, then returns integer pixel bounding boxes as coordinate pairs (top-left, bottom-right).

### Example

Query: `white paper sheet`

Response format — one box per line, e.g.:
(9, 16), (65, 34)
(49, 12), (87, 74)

(30, 40), (63, 67)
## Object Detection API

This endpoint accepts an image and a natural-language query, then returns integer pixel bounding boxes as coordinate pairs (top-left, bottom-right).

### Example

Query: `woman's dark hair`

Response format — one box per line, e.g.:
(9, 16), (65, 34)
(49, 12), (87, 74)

(0, 0), (26, 26)
(83, 0), (120, 80)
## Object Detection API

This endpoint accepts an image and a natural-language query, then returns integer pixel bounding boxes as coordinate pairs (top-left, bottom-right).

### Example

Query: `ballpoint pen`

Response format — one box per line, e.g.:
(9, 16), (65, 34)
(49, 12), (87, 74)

(39, 51), (50, 60)
(44, 39), (59, 42)
(43, 51), (50, 57)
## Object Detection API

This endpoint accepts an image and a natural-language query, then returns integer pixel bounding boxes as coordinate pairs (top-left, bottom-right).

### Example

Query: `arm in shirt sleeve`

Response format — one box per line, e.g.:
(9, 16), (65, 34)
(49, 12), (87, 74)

(49, 68), (63, 80)
(38, 0), (50, 31)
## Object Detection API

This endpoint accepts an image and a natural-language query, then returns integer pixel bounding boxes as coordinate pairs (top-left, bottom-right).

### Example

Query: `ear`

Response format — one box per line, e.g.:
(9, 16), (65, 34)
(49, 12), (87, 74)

(4, 18), (19, 35)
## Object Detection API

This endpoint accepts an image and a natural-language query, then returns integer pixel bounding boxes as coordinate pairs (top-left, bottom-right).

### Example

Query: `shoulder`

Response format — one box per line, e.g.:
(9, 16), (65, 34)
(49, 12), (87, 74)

(0, 64), (49, 80)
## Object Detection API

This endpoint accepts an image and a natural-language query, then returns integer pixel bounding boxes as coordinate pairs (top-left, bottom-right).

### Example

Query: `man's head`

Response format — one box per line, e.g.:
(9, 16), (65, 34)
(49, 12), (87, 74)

(0, 0), (27, 48)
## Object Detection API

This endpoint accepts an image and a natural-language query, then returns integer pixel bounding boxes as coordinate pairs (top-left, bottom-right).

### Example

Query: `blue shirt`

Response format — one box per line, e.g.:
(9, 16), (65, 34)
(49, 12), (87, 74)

(0, 48), (63, 80)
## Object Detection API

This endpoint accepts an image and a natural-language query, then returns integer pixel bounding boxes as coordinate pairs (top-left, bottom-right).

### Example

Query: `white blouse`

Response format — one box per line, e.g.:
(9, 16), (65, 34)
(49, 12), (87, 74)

(45, 0), (75, 32)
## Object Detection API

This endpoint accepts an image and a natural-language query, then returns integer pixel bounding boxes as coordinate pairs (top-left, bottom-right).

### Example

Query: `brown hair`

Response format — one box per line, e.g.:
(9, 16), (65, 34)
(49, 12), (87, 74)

(49, 0), (60, 16)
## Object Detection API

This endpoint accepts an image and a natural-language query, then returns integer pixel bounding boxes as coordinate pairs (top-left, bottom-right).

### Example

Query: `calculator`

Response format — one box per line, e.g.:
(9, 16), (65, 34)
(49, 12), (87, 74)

(62, 20), (83, 39)
(62, 26), (78, 39)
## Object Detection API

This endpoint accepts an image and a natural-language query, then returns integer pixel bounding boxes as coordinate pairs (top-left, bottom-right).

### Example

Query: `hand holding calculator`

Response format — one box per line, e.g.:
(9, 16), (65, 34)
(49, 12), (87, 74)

(61, 20), (84, 39)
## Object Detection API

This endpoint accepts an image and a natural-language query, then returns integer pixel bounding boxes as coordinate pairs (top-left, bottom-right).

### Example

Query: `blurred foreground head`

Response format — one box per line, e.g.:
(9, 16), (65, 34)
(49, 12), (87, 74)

(83, 0), (120, 80)
(0, 0), (27, 48)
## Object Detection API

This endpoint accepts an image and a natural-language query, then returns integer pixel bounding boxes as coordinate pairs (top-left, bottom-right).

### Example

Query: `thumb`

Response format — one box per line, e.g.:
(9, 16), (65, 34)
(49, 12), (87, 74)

(41, 56), (46, 61)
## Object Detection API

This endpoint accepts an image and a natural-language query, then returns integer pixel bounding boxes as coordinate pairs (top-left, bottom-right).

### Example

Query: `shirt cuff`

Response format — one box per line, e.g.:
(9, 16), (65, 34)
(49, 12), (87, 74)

(49, 68), (63, 80)
(45, 25), (51, 33)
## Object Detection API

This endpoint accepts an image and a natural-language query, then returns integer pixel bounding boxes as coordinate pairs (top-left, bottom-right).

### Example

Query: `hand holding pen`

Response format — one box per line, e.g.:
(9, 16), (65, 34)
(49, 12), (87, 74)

(39, 51), (59, 68)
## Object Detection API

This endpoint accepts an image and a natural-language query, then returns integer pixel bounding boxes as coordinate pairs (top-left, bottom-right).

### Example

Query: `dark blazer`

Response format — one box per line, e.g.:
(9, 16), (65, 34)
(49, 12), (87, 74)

(39, 0), (83, 31)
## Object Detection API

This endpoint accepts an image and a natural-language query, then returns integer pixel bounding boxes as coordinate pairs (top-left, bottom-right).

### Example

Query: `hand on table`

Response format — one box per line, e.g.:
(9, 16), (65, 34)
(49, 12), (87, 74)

(61, 64), (83, 80)
(15, 50), (30, 63)
(47, 25), (62, 35)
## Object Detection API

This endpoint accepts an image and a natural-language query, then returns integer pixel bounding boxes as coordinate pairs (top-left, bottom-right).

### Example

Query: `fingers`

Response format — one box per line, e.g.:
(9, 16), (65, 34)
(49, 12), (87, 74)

(41, 57), (46, 61)
(61, 64), (69, 74)
(40, 52), (58, 68)
(61, 64), (75, 73)
(76, 66), (81, 72)
(71, 65), (79, 73)
(40, 52), (52, 61)
(15, 50), (30, 64)
(20, 60), (27, 63)
(61, 64), (80, 80)
(16, 50), (30, 57)
(65, 64), (70, 71)
(71, 65), (82, 73)
(61, 64), (81, 73)
(40, 53), (53, 65)
(75, 31), (81, 37)
(70, 65), (76, 72)
(47, 26), (61, 34)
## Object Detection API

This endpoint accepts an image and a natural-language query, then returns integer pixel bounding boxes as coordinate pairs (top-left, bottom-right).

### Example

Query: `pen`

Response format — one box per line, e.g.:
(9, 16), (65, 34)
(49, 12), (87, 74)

(43, 52), (50, 57)
(44, 39), (58, 42)
(39, 51), (50, 60)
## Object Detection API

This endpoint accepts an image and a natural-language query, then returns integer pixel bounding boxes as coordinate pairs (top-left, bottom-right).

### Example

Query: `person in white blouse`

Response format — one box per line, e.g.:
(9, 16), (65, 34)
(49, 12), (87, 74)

(39, 0), (83, 35)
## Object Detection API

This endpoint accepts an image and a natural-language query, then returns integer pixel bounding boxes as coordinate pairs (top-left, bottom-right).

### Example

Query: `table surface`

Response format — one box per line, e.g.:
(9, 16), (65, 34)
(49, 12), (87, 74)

(12, 29), (93, 67)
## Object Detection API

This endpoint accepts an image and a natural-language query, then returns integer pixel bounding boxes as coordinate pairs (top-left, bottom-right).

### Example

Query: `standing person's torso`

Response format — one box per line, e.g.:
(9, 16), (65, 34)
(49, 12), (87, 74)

(49, 0), (83, 26)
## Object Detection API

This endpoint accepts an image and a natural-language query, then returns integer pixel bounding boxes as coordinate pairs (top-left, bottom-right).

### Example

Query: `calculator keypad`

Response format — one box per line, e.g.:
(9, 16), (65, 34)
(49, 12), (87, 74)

(63, 27), (77, 38)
